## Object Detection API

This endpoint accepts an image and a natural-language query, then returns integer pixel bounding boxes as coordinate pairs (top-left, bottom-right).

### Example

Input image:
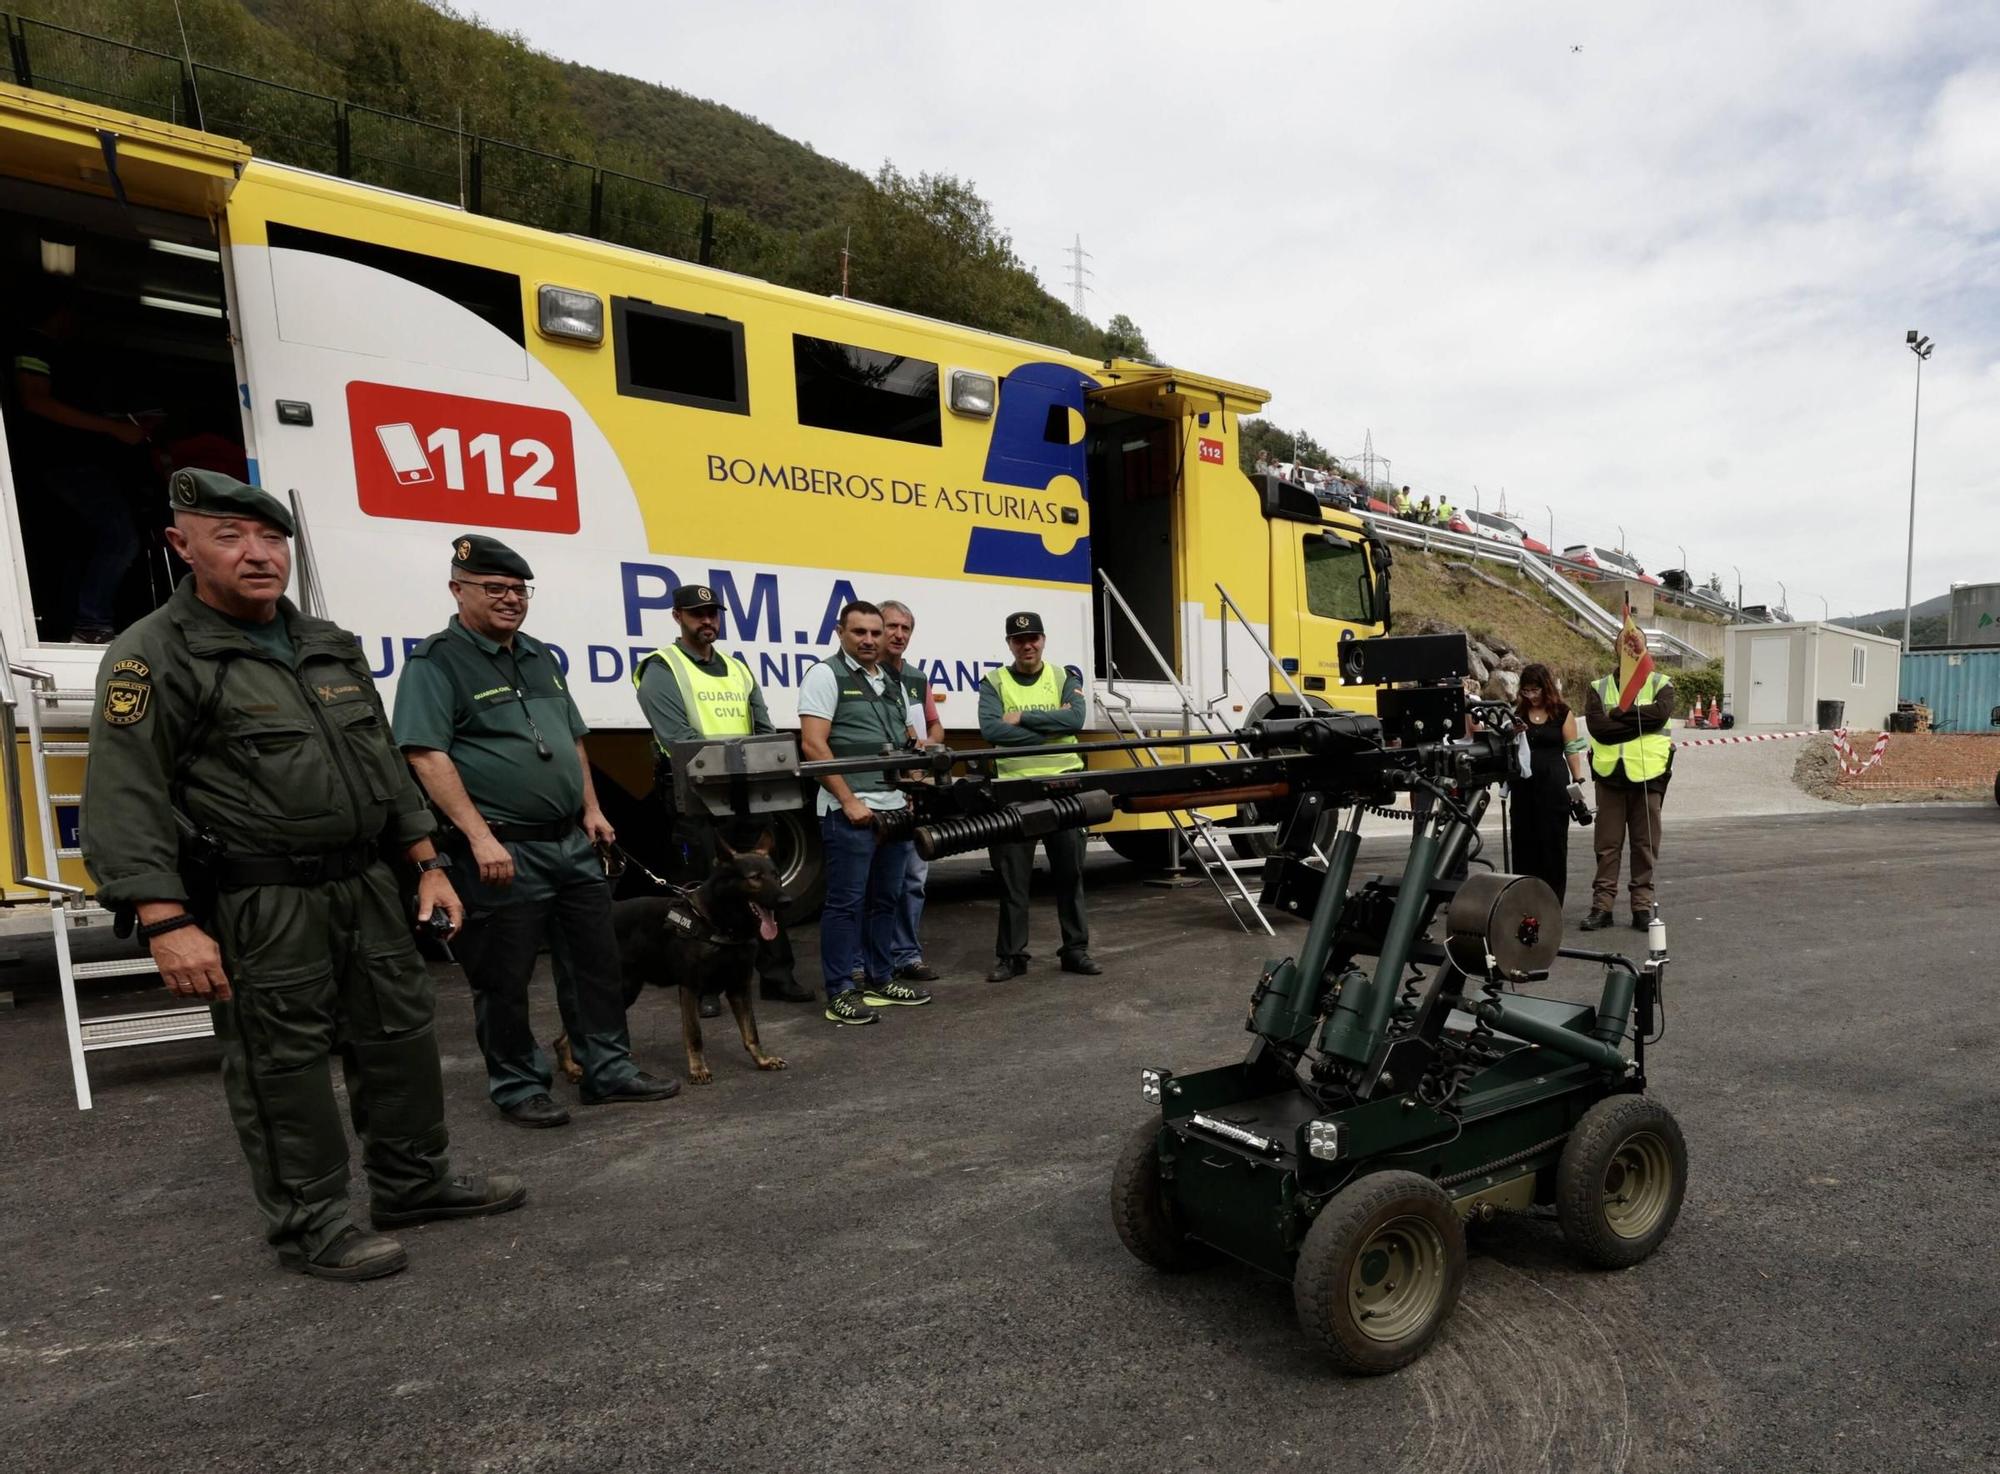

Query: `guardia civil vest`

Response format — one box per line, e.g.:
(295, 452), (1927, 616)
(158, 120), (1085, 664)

(986, 662), (1084, 779)
(1589, 672), (1673, 782)
(825, 653), (910, 795)
(634, 643), (755, 747)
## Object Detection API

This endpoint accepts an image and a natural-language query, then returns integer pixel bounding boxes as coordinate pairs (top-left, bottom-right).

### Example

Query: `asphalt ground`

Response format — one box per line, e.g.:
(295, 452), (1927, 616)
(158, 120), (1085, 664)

(3, 804), (1998, 1474)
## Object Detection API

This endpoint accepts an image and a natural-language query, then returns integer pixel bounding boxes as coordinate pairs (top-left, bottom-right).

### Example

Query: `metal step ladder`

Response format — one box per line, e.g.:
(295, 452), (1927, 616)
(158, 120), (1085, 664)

(2, 646), (210, 1111)
(1096, 574), (1275, 936)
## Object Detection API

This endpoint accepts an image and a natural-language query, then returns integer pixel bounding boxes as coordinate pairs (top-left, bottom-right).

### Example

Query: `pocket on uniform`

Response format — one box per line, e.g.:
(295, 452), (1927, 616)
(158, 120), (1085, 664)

(229, 722), (339, 820)
(329, 701), (407, 803)
(237, 967), (340, 1070)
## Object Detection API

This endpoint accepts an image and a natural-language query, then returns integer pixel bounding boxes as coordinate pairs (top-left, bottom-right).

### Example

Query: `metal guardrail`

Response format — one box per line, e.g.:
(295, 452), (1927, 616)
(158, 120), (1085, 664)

(1348, 509), (1767, 658)
(1, 12), (716, 266)
(1354, 513), (1622, 641)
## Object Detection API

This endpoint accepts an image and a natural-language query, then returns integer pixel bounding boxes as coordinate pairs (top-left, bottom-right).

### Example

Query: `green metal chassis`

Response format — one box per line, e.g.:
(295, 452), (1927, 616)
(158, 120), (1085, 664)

(1151, 1000), (1639, 1281)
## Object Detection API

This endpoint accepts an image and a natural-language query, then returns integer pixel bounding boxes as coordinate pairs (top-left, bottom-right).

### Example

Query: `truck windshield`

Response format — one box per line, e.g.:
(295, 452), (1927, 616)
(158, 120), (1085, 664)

(1303, 535), (1373, 623)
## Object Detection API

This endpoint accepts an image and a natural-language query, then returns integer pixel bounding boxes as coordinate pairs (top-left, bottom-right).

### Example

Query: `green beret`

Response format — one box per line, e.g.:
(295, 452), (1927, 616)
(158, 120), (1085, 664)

(167, 468), (294, 536)
(450, 532), (534, 581)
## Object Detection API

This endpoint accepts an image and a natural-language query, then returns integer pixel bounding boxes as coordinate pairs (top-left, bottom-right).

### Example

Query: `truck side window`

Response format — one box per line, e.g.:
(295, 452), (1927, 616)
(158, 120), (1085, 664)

(614, 298), (749, 414)
(1303, 536), (1373, 624)
(793, 335), (941, 446)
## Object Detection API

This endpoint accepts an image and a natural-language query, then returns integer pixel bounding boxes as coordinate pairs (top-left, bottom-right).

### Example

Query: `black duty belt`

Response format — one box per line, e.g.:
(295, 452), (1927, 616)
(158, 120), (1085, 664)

(212, 841), (379, 890)
(485, 818), (579, 844)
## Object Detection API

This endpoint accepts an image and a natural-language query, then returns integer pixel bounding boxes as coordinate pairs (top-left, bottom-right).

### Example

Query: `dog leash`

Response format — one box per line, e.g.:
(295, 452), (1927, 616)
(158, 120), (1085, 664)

(597, 841), (687, 895)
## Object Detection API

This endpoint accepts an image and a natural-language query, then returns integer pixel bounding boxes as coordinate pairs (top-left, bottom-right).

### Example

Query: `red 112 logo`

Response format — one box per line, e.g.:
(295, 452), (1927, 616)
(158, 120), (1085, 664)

(347, 381), (580, 534)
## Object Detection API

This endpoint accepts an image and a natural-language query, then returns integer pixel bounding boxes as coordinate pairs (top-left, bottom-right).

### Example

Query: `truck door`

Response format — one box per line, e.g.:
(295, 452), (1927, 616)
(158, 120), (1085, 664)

(1275, 523), (1382, 711)
(0, 87), (248, 902)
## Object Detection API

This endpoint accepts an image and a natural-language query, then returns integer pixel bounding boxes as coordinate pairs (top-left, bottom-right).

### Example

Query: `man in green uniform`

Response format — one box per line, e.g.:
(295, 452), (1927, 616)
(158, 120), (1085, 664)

(395, 534), (678, 1127)
(631, 582), (813, 1015)
(977, 611), (1102, 983)
(82, 470), (524, 1283)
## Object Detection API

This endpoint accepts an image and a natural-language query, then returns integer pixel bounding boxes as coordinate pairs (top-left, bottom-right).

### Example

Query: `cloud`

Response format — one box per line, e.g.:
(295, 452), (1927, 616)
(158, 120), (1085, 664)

(464, 0), (2000, 615)
(1914, 64), (2000, 226)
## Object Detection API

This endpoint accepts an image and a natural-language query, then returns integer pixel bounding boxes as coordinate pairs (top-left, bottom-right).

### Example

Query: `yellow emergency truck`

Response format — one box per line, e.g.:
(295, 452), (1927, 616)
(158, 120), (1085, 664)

(0, 78), (1390, 929)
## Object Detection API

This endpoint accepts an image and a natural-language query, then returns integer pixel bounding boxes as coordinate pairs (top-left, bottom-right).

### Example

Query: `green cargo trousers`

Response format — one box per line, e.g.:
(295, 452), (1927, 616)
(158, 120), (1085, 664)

(206, 861), (453, 1257)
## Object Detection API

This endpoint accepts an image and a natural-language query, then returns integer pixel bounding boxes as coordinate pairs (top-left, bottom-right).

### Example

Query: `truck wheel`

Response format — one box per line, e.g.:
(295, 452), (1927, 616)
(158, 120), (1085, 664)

(1226, 801), (1277, 861)
(768, 810), (824, 925)
(1556, 1094), (1687, 1269)
(1293, 1171), (1465, 1374)
(1104, 831), (1175, 869)
(1111, 1121), (1217, 1272)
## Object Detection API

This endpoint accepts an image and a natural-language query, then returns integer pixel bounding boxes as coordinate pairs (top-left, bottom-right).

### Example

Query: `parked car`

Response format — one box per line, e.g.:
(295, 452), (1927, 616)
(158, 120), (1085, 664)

(1459, 508), (1550, 554)
(1562, 544), (1659, 585)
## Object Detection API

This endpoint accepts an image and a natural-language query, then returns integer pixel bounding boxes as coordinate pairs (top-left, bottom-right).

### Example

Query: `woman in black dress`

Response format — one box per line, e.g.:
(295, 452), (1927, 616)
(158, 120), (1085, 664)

(1508, 663), (1588, 902)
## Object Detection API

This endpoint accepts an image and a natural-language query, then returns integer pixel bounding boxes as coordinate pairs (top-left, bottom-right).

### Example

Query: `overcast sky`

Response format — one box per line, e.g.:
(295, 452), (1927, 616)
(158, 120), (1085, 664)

(466, 0), (1997, 618)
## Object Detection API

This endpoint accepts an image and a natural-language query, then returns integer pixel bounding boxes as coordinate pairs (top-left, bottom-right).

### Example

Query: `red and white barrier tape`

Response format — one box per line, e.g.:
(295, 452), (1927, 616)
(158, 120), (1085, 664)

(1675, 729), (1816, 747)
(1674, 726), (1891, 776)
(1829, 727), (1891, 776)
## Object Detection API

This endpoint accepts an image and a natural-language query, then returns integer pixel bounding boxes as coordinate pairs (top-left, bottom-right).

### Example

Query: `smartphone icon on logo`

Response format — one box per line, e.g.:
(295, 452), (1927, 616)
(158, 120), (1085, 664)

(375, 422), (433, 485)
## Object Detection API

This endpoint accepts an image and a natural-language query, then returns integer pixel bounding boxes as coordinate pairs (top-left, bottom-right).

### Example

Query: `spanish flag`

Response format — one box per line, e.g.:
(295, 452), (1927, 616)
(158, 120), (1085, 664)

(1616, 594), (1655, 711)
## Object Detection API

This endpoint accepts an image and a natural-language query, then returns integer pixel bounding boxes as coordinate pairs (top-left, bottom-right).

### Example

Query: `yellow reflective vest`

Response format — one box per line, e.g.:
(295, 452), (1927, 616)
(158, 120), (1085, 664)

(985, 662), (1084, 779)
(1589, 672), (1672, 782)
(634, 643), (756, 743)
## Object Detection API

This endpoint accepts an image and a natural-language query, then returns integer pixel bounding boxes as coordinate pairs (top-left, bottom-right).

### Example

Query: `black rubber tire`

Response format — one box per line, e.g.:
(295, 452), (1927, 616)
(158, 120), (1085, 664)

(1104, 831), (1176, 870)
(767, 808), (824, 925)
(1556, 1094), (1688, 1269)
(1111, 1121), (1218, 1273)
(1292, 1171), (1466, 1375)
(1226, 801), (1278, 861)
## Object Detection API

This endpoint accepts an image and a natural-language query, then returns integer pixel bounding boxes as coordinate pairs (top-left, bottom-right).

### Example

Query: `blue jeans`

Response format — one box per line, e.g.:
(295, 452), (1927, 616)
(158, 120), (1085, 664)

(818, 809), (911, 997)
(890, 853), (928, 969)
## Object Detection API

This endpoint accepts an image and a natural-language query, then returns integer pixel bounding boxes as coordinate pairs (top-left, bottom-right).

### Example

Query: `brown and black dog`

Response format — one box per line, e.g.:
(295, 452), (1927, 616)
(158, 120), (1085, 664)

(602, 835), (789, 1085)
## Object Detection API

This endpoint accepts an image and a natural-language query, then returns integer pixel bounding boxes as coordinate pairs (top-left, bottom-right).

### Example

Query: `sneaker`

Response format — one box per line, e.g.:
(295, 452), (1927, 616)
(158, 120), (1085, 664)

(862, 976), (933, 1007)
(824, 990), (879, 1026)
(893, 961), (941, 982)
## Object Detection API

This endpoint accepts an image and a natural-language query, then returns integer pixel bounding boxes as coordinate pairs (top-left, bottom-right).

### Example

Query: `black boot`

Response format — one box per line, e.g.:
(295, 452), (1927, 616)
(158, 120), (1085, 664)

(698, 993), (722, 1019)
(371, 1173), (528, 1231)
(279, 1225), (408, 1282)
(1579, 909), (1614, 932)
(761, 975), (818, 1003)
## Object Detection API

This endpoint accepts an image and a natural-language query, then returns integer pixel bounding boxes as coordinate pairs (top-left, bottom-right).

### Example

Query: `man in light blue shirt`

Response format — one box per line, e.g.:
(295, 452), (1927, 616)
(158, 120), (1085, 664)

(796, 601), (935, 1026)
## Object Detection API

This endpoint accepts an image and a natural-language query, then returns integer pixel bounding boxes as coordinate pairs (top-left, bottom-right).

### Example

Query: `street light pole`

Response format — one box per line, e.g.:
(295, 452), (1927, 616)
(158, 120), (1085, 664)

(1901, 330), (1934, 654)
(1544, 504), (1555, 550)
(1732, 564), (1743, 611)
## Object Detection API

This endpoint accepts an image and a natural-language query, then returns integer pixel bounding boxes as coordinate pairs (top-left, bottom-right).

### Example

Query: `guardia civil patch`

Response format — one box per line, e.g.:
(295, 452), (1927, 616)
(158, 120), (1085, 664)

(102, 678), (151, 726)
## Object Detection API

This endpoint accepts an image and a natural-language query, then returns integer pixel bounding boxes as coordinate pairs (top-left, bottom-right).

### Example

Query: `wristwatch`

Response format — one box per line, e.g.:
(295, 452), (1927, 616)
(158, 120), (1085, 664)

(414, 854), (453, 874)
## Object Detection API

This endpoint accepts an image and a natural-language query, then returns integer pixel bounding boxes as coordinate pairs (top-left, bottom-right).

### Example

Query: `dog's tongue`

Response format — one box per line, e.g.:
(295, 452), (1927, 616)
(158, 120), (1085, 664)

(752, 903), (778, 942)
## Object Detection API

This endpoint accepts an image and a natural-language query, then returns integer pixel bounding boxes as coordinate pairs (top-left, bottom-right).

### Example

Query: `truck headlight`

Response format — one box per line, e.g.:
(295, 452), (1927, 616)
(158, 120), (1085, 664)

(949, 368), (996, 417)
(1140, 1068), (1162, 1104)
(537, 284), (603, 343)
(1307, 1120), (1344, 1161)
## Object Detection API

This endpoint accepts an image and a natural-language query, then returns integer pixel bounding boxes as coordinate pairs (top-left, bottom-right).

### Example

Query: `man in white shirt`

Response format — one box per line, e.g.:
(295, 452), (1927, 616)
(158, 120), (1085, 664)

(796, 601), (936, 1026)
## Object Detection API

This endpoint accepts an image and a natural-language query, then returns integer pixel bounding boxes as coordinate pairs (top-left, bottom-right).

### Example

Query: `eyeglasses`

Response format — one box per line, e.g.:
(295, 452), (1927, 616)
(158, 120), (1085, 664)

(453, 580), (534, 601)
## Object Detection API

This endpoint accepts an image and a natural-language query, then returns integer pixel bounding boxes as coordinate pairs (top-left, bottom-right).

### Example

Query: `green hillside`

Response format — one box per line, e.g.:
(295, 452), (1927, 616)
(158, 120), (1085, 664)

(14, 0), (1118, 355)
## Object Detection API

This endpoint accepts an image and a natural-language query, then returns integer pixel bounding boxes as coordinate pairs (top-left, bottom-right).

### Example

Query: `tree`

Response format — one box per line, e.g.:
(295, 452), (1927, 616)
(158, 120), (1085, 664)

(1101, 313), (1152, 361)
